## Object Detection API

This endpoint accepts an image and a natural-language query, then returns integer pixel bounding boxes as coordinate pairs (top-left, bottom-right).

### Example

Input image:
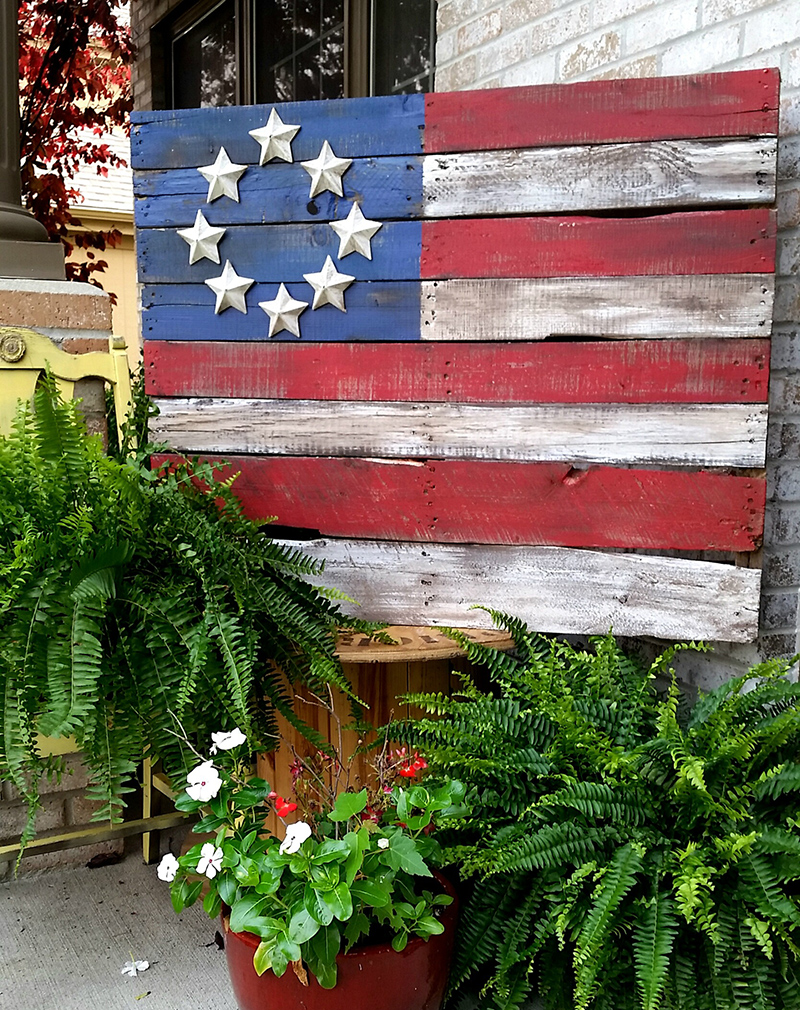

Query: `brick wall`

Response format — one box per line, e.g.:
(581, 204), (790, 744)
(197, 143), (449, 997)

(436, 0), (800, 682)
(131, 0), (183, 112)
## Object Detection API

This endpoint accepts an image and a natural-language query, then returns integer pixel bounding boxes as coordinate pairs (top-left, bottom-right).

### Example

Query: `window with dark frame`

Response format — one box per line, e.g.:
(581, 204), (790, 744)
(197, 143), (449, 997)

(160, 0), (436, 111)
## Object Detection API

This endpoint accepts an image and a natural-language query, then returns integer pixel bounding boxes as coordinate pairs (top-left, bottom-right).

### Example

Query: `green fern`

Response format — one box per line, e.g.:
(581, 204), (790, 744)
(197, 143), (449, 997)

(0, 378), (380, 848)
(383, 618), (800, 1010)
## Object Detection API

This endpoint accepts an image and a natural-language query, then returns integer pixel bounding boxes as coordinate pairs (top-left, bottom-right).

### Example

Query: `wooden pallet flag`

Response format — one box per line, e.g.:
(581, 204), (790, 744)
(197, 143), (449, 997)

(135, 68), (779, 642)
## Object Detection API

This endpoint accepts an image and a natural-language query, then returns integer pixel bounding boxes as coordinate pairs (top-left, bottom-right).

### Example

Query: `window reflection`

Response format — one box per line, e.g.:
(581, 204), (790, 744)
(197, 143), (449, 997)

(255, 0), (345, 104)
(172, 0), (237, 109)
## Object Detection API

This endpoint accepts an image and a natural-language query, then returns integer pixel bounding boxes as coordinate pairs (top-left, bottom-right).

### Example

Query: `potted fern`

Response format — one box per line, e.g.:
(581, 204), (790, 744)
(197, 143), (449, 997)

(388, 614), (800, 1010)
(0, 378), (377, 851)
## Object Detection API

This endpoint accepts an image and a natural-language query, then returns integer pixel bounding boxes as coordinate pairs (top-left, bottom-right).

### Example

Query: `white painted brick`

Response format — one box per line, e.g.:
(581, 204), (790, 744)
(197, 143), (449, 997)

(661, 22), (742, 75)
(478, 28), (530, 79)
(785, 45), (800, 89)
(591, 54), (659, 79)
(435, 53), (479, 90)
(742, 3), (800, 57)
(624, 0), (699, 56)
(457, 10), (503, 54)
(594, 0), (660, 25)
(560, 30), (622, 79)
(438, 0), (481, 33)
(435, 31), (458, 66)
(778, 181), (800, 230)
(778, 231), (800, 276)
(530, 3), (591, 56)
(779, 135), (800, 181)
(781, 93), (800, 137)
(500, 51), (559, 86)
(703, 0), (778, 26)
(503, 0), (560, 31)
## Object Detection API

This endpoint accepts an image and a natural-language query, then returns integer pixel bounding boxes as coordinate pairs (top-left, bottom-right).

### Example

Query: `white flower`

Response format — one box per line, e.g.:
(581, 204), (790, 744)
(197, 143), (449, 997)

(210, 727), (247, 754)
(279, 821), (312, 855)
(377, 837), (390, 849)
(196, 842), (224, 879)
(185, 760), (222, 802)
(121, 959), (149, 977)
(156, 852), (180, 882)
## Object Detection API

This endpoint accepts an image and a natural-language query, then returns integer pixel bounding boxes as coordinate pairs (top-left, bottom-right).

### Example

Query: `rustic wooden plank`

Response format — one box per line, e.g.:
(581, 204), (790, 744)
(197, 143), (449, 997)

(420, 275), (773, 340)
(335, 625), (516, 663)
(136, 210), (777, 287)
(137, 221), (421, 285)
(421, 209), (776, 279)
(275, 538), (762, 643)
(141, 281), (421, 343)
(424, 70), (780, 152)
(150, 398), (767, 467)
(131, 94), (426, 170)
(422, 138), (776, 218)
(134, 155), (423, 228)
(141, 274), (772, 344)
(144, 338), (770, 404)
(152, 453), (765, 551)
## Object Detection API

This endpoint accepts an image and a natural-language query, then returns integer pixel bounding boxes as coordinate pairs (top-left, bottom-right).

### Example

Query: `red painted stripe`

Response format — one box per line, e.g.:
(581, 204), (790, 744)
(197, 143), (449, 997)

(420, 210), (776, 279)
(145, 338), (769, 404)
(424, 70), (779, 153)
(151, 454), (765, 552)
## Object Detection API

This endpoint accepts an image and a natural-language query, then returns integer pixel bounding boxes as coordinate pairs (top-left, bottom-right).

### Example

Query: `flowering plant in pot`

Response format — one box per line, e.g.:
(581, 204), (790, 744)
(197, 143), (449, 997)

(156, 725), (465, 1007)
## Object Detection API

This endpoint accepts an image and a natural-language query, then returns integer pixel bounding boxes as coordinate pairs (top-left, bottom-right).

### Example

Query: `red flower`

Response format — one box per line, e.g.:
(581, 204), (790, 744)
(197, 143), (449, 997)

(362, 805), (381, 823)
(276, 801), (298, 817)
(267, 790), (278, 800)
(397, 766), (417, 778)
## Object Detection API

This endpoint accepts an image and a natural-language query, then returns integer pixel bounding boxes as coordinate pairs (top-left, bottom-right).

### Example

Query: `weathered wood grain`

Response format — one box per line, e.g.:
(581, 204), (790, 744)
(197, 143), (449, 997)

(152, 453), (765, 551)
(144, 338), (770, 404)
(141, 281), (421, 343)
(422, 138), (777, 217)
(141, 274), (773, 344)
(137, 221), (421, 285)
(131, 94), (426, 170)
(275, 538), (762, 642)
(133, 138), (777, 230)
(420, 275), (773, 340)
(151, 398), (768, 467)
(134, 155), (423, 228)
(420, 209), (776, 279)
(424, 70), (780, 152)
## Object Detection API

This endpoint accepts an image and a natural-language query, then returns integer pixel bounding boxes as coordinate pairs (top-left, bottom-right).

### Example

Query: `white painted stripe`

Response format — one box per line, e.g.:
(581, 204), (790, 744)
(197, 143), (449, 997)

(422, 137), (777, 217)
(277, 538), (761, 643)
(420, 275), (774, 341)
(152, 398), (767, 467)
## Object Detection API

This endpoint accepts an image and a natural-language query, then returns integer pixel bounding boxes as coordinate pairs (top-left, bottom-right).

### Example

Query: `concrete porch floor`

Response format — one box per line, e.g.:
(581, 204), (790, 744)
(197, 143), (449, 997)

(0, 850), (237, 1010)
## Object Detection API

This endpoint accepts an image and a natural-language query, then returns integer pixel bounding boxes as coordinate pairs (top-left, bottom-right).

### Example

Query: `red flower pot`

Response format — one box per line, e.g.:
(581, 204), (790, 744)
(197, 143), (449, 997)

(222, 874), (459, 1010)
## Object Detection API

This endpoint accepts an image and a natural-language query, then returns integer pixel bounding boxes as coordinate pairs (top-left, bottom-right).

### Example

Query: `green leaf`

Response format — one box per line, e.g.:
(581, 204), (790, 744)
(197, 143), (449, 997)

(344, 911), (371, 950)
(203, 888), (222, 919)
(310, 922), (341, 966)
(229, 894), (275, 934)
(384, 832), (432, 877)
(344, 828), (369, 886)
(415, 915), (445, 937)
(174, 792), (205, 813)
(304, 882), (334, 926)
(322, 881), (354, 922)
(312, 839), (351, 863)
(289, 907), (321, 944)
(233, 854), (259, 886)
(633, 891), (677, 1010)
(328, 788), (368, 822)
(217, 875), (237, 906)
(392, 930), (409, 952)
(253, 940), (274, 976)
(350, 879), (392, 907)
(312, 956), (338, 989)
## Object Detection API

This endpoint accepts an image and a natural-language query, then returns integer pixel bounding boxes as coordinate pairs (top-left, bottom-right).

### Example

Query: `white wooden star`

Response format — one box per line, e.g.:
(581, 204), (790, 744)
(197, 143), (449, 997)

(204, 260), (254, 314)
(248, 109), (301, 165)
(259, 283), (309, 338)
(329, 202), (382, 260)
(177, 209), (226, 265)
(300, 140), (352, 199)
(303, 256), (355, 312)
(197, 147), (247, 203)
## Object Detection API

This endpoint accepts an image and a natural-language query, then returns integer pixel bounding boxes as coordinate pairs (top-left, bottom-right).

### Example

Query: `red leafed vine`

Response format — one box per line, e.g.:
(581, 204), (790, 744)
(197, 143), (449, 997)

(18, 0), (133, 288)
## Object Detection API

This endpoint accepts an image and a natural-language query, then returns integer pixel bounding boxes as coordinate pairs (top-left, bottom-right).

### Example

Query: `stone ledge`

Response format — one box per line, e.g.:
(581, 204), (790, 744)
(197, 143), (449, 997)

(0, 278), (111, 331)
